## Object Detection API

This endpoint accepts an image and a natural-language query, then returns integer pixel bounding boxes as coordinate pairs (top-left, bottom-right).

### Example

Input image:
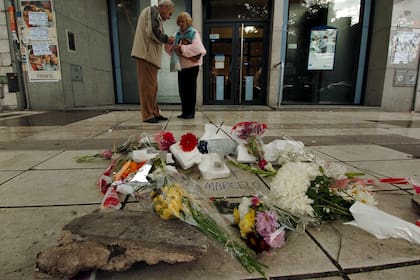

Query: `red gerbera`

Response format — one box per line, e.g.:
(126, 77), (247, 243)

(179, 132), (198, 152)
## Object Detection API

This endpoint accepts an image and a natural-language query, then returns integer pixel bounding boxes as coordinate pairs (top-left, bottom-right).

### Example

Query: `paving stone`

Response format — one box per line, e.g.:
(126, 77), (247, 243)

(34, 210), (208, 279)
(179, 165), (270, 198)
(0, 150), (62, 170)
(369, 120), (420, 128)
(0, 110), (108, 126)
(382, 143), (420, 158)
(312, 145), (412, 161)
(307, 191), (420, 270)
(349, 159), (420, 186)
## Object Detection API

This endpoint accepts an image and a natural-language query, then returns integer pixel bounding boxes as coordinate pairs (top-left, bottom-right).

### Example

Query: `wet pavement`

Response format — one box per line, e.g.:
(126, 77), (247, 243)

(0, 107), (419, 279)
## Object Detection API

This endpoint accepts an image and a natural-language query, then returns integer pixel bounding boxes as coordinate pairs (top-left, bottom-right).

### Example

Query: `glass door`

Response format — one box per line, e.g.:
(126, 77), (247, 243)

(204, 23), (267, 105)
(282, 0), (370, 104)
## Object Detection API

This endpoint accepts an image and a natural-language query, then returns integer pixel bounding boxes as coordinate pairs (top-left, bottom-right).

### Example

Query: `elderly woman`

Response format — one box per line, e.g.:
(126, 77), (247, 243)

(165, 12), (207, 119)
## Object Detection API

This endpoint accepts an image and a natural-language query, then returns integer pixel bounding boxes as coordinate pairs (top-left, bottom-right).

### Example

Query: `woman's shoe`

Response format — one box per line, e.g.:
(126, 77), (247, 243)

(156, 115), (168, 121)
(143, 117), (159, 123)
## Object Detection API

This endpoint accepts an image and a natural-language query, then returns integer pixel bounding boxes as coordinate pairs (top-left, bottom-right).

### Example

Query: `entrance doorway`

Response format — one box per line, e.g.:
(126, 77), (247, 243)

(281, 0), (371, 104)
(203, 0), (272, 105)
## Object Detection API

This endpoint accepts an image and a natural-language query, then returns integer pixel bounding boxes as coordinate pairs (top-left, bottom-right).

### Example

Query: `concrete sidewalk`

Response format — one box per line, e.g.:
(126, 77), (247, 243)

(0, 109), (419, 279)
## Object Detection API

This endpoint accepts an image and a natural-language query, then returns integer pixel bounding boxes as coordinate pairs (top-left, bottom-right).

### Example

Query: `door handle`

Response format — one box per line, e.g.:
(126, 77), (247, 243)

(273, 62), (282, 68)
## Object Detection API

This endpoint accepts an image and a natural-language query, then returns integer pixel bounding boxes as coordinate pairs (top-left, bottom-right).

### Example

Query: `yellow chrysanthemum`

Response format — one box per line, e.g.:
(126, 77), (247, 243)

(233, 207), (240, 225)
(168, 198), (183, 217)
(159, 208), (173, 220)
(239, 209), (256, 238)
(154, 203), (163, 213)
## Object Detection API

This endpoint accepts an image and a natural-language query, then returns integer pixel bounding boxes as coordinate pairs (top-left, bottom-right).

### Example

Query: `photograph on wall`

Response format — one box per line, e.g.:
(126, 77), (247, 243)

(308, 27), (337, 70)
(26, 43), (61, 82)
(390, 30), (420, 65)
(20, 0), (53, 28)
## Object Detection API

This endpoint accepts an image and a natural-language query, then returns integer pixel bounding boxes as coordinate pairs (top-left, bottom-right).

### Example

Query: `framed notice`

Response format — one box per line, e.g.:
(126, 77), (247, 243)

(20, 0), (54, 28)
(390, 30), (420, 65)
(27, 44), (60, 82)
(308, 26), (337, 70)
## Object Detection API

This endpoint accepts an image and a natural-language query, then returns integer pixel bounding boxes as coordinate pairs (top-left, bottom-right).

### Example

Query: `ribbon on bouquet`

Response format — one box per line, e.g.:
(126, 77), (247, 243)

(367, 177), (420, 193)
(333, 177), (420, 193)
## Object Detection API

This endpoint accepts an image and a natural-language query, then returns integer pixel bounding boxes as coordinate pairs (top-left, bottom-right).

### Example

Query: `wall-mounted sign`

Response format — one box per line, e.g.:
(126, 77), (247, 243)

(390, 30), (420, 65)
(393, 68), (418, 87)
(308, 26), (337, 71)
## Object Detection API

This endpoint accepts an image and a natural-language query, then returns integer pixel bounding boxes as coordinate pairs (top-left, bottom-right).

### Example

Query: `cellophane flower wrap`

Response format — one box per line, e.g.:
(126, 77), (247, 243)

(231, 121), (268, 169)
(142, 167), (269, 278)
(154, 131), (176, 151)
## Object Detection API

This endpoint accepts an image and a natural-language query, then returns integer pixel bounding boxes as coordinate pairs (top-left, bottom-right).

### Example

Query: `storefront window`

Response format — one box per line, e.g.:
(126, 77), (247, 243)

(283, 0), (366, 104)
(206, 0), (270, 20)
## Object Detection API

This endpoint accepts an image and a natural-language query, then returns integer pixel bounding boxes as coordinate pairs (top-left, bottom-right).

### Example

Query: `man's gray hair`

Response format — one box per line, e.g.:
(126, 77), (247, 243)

(159, 0), (174, 8)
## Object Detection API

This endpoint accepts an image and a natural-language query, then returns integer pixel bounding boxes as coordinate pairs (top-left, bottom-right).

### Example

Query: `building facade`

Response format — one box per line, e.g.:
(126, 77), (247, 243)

(1, 0), (420, 112)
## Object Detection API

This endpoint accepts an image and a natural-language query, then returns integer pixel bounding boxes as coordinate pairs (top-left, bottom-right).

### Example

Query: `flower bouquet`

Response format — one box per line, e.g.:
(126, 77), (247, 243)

(269, 161), (377, 224)
(231, 121), (268, 169)
(75, 149), (113, 162)
(145, 172), (269, 278)
(75, 132), (159, 163)
(232, 196), (301, 253)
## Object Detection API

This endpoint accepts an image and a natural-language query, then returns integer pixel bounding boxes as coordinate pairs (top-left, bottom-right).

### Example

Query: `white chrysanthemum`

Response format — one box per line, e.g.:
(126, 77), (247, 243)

(238, 197), (251, 220)
(269, 162), (319, 216)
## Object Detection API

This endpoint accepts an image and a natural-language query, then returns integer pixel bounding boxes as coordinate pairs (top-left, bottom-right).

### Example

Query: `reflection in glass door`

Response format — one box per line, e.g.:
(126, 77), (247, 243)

(204, 23), (267, 105)
(282, 0), (370, 104)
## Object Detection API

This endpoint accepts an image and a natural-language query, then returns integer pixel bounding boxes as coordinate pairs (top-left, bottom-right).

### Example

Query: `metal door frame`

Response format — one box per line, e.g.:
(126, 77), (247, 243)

(203, 21), (269, 105)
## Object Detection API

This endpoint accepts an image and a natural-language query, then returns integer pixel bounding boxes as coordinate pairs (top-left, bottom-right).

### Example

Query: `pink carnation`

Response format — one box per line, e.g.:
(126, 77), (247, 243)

(264, 228), (286, 248)
(256, 210), (279, 237)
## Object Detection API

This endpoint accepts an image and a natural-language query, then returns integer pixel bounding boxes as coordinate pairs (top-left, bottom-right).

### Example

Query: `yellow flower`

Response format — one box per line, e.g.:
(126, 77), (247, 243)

(239, 209), (256, 238)
(160, 208), (173, 220)
(233, 207), (240, 225)
(168, 198), (183, 218)
(154, 203), (163, 213)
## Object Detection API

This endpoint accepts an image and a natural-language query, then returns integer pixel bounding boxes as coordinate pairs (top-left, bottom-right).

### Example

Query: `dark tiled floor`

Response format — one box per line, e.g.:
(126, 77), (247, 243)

(0, 110), (108, 126)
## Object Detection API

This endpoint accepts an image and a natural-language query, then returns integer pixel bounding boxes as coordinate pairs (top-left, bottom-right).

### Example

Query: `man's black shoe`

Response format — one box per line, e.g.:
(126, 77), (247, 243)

(143, 117), (159, 123)
(182, 114), (194, 119)
(177, 114), (185, 118)
(156, 115), (168, 121)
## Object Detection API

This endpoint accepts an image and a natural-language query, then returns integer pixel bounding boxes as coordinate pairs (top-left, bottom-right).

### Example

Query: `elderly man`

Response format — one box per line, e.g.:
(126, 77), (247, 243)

(131, 0), (175, 123)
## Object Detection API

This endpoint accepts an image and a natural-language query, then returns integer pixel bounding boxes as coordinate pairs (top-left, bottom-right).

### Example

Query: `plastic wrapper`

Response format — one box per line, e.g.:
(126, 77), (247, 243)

(130, 147), (159, 162)
(346, 201), (420, 245)
(101, 187), (121, 209)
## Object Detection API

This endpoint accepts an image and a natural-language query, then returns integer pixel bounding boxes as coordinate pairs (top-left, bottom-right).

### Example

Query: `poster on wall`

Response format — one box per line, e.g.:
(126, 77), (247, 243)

(390, 30), (420, 65)
(26, 44), (60, 81)
(19, 0), (61, 82)
(20, 0), (53, 28)
(308, 26), (337, 70)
